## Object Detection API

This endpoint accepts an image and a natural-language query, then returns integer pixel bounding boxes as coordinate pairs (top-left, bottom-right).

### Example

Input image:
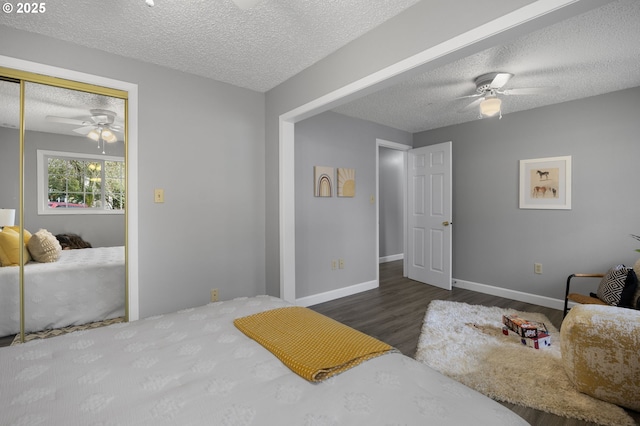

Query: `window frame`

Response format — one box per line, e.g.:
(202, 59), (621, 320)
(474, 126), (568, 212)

(37, 149), (125, 215)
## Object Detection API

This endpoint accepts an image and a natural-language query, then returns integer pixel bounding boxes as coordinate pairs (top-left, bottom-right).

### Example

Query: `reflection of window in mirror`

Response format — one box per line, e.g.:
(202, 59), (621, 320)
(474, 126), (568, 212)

(36, 150), (125, 215)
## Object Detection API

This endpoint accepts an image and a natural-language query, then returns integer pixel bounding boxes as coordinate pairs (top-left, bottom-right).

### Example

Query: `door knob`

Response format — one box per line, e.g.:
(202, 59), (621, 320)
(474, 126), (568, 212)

(442, 221), (452, 226)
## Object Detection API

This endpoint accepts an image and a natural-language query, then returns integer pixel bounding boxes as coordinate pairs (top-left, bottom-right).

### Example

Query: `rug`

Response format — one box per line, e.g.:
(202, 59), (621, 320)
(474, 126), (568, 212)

(415, 300), (635, 426)
(11, 316), (125, 345)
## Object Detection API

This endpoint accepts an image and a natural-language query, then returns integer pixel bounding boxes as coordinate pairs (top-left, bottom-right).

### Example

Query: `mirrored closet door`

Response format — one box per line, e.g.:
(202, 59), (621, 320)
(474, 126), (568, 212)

(0, 77), (22, 340)
(0, 68), (129, 343)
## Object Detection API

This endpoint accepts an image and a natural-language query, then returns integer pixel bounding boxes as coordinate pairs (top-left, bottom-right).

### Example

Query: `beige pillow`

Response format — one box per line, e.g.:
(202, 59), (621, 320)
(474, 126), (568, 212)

(27, 229), (62, 263)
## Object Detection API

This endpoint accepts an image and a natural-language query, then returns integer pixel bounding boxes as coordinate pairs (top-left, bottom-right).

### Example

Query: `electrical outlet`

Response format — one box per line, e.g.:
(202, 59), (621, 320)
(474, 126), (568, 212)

(210, 288), (219, 302)
(534, 263), (543, 274)
(331, 260), (337, 270)
(339, 259), (345, 269)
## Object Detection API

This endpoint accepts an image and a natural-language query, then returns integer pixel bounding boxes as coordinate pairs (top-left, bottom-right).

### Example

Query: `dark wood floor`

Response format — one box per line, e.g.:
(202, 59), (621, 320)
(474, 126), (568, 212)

(0, 333), (14, 347)
(310, 260), (640, 426)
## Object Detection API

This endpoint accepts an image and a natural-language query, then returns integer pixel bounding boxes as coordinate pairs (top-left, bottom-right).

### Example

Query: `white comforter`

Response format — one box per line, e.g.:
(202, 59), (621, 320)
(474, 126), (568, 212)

(0, 296), (527, 425)
(0, 246), (125, 336)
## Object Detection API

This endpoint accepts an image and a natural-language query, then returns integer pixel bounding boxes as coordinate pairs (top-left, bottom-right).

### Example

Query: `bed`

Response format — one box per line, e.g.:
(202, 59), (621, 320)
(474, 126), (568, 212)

(0, 295), (527, 425)
(0, 246), (125, 337)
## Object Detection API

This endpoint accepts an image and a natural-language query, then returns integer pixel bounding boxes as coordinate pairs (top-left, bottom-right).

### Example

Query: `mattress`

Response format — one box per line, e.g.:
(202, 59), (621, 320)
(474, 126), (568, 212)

(0, 246), (125, 337)
(0, 295), (527, 425)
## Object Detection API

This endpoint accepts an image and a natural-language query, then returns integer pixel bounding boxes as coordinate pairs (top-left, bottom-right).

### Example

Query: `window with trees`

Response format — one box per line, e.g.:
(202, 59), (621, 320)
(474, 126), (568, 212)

(37, 150), (125, 215)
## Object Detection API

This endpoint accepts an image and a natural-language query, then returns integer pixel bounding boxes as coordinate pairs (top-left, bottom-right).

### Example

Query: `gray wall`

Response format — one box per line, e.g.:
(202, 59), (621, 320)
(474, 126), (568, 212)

(413, 87), (640, 300)
(0, 127), (125, 247)
(295, 111), (411, 297)
(0, 26), (266, 318)
(379, 147), (405, 259)
(264, 0), (599, 296)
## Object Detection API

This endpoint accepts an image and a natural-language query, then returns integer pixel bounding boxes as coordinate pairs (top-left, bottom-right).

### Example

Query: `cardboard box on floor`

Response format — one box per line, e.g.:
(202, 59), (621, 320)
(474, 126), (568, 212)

(502, 314), (548, 338)
(502, 327), (551, 349)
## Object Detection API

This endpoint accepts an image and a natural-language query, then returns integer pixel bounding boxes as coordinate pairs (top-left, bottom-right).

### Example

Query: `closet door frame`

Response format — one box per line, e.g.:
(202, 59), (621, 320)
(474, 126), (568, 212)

(0, 59), (139, 342)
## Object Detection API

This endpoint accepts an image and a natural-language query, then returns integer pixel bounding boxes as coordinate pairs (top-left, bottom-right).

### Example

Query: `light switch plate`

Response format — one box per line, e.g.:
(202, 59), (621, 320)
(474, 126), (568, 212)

(154, 188), (164, 203)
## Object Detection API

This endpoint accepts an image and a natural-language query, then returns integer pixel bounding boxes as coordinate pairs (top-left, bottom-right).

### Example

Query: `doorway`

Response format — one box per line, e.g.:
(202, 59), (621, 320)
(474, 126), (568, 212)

(376, 139), (409, 283)
(376, 140), (452, 290)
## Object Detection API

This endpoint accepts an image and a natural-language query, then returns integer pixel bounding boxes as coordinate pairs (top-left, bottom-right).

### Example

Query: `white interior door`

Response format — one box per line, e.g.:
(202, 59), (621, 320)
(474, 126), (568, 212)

(406, 141), (452, 290)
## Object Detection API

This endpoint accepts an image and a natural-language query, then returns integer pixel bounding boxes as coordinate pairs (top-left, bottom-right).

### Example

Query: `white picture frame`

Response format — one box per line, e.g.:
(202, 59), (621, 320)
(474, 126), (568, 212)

(519, 156), (572, 210)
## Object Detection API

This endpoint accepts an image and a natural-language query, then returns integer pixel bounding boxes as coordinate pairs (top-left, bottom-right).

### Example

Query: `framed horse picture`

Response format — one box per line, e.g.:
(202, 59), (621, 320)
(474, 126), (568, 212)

(519, 156), (572, 209)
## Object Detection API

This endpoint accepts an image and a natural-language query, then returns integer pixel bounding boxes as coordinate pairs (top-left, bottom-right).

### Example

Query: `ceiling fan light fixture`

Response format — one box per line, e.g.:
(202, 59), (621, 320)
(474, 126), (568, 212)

(87, 128), (101, 142)
(479, 97), (502, 117)
(101, 129), (118, 143)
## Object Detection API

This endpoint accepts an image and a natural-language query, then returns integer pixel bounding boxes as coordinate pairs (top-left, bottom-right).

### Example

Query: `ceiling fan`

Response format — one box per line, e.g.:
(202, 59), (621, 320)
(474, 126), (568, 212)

(46, 109), (122, 143)
(457, 72), (551, 119)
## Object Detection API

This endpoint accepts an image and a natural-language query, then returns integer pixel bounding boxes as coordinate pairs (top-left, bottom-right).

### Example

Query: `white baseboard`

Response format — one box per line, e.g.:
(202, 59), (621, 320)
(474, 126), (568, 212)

(296, 280), (379, 307)
(453, 278), (567, 311)
(295, 277), (568, 311)
(379, 254), (404, 263)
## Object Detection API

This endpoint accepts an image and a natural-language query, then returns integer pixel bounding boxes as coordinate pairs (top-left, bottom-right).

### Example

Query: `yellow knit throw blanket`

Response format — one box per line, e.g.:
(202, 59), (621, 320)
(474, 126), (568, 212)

(234, 306), (396, 382)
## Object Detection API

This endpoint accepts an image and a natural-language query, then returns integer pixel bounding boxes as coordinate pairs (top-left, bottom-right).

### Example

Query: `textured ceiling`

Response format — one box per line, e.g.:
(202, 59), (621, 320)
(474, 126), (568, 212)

(1, 0), (638, 135)
(334, 0), (640, 132)
(0, 0), (421, 92)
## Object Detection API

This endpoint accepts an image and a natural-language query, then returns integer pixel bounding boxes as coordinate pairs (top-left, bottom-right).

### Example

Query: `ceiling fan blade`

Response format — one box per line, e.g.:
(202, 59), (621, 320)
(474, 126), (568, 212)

(458, 97), (484, 113)
(490, 73), (513, 89)
(454, 93), (482, 101)
(232, 0), (261, 9)
(501, 87), (554, 95)
(72, 125), (95, 135)
(45, 116), (88, 126)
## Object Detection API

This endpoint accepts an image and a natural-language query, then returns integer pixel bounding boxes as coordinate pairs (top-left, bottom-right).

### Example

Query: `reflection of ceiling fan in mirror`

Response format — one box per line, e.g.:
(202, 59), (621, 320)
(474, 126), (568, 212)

(457, 72), (552, 119)
(46, 109), (123, 145)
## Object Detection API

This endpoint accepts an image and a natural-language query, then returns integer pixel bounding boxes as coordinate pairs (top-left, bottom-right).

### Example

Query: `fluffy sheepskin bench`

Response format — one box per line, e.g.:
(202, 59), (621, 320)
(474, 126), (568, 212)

(560, 304), (640, 411)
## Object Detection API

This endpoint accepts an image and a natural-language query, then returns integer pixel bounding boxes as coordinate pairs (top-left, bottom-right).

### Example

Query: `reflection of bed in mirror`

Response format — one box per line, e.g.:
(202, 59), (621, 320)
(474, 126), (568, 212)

(0, 245), (125, 337)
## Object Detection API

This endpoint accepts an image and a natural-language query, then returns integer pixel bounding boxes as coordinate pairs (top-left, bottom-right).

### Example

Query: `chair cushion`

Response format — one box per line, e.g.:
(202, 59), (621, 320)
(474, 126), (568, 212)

(561, 304), (640, 411)
(596, 265), (636, 306)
